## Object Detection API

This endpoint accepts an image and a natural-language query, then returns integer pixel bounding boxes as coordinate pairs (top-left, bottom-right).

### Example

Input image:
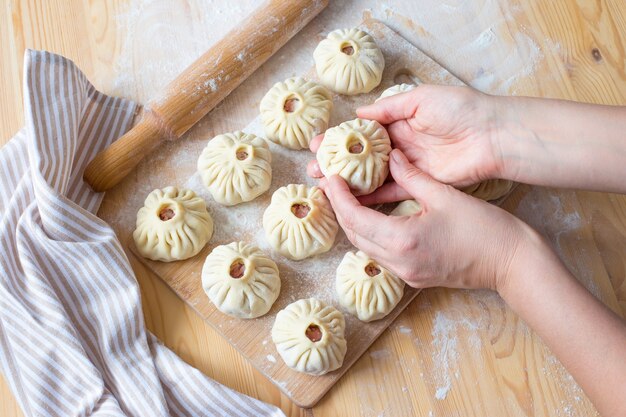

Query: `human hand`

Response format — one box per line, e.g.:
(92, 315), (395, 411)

(320, 148), (539, 291)
(307, 85), (505, 204)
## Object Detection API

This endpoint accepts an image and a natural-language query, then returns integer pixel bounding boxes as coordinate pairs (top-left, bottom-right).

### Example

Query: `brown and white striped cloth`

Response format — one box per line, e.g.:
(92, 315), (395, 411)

(0, 50), (285, 417)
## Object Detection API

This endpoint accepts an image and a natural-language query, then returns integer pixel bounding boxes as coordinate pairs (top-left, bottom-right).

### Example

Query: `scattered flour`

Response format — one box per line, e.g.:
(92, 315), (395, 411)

(373, 0), (552, 95)
(397, 325), (412, 335)
(105, 0), (554, 103)
(203, 78), (218, 92)
(108, 0), (259, 102)
(101, 0), (582, 412)
(370, 349), (392, 360)
(275, 380), (292, 397)
(542, 351), (598, 417)
(467, 27), (497, 51)
(515, 187), (601, 298)
(431, 312), (459, 400)
(423, 287), (595, 415)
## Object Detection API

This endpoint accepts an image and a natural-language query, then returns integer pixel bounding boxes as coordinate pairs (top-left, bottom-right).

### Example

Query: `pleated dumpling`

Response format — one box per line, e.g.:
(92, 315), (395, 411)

(260, 77), (333, 150)
(335, 251), (405, 322)
(313, 28), (384, 95)
(461, 179), (516, 201)
(197, 131), (272, 206)
(272, 298), (347, 375)
(376, 83), (417, 101)
(262, 184), (338, 261)
(390, 200), (422, 216)
(133, 187), (213, 262)
(202, 242), (280, 319)
(317, 118), (391, 195)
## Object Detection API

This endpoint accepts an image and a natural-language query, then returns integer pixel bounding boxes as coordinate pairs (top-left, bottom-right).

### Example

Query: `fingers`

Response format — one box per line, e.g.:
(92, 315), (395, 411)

(389, 149), (442, 203)
(306, 159), (323, 178)
(317, 176), (329, 190)
(325, 175), (399, 243)
(357, 182), (412, 206)
(307, 134), (325, 178)
(386, 120), (421, 149)
(346, 232), (388, 260)
(356, 89), (420, 124)
(309, 134), (324, 153)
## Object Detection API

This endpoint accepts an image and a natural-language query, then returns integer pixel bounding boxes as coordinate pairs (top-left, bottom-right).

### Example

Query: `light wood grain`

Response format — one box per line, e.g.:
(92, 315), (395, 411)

(83, 0), (328, 192)
(2, 1), (626, 417)
(128, 19), (521, 408)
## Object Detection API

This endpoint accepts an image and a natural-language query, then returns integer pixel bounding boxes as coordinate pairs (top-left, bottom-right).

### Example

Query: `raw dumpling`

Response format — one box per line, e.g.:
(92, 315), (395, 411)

(272, 298), (347, 375)
(202, 242), (280, 319)
(197, 131), (272, 205)
(336, 251), (405, 322)
(133, 187), (213, 262)
(260, 77), (333, 150)
(390, 200), (422, 216)
(313, 28), (384, 95)
(262, 184), (338, 260)
(376, 83), (417, 101)
(391, 181), (514, 208)
(317, 118), (391, 195)
(462, 179), (516, 201)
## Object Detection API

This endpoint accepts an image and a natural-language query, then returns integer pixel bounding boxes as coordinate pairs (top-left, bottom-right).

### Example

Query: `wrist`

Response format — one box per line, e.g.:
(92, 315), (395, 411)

(487, 95), (526, 182)
(494, 221), (553, 302)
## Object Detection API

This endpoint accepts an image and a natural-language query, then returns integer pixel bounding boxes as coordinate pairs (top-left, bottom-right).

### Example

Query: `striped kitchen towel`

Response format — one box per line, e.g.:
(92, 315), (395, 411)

(0, 50), (285, 417)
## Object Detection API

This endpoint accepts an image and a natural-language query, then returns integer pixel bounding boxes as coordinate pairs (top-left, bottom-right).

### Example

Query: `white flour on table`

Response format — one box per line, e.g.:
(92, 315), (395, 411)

(515, 187), (601, 298)
(107, 0), (557, 103)
(103, 0), (587, 411)
(372, 0), (560, 95)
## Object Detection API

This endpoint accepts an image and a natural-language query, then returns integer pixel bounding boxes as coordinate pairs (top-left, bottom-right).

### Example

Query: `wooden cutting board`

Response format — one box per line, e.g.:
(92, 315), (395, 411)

(129, 19), (494, 408)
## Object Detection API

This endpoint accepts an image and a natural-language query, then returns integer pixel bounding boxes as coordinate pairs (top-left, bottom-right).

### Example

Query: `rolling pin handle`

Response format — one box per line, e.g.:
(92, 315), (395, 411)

(83, 0), (328, 192)
(83, 112), (165, 192)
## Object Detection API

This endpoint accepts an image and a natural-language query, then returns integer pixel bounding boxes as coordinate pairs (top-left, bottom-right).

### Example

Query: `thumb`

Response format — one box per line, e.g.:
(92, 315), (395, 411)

(356, 88), (420, 124)
(389, 149), (443, 203)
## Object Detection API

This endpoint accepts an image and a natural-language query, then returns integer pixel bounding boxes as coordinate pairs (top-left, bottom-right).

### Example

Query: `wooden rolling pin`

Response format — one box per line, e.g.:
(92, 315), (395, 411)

(84, 0), (328, 192)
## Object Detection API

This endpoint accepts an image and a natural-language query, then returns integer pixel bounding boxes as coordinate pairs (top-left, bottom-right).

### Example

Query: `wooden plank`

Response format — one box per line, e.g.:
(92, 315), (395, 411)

(2, 1), (626, 416)
(314, 184), (621, 417)
(129, 19), (479, 407)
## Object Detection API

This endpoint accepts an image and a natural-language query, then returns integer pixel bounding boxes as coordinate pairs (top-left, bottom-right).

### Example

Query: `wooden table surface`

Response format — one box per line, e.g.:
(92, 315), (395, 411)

(2, 1), (626, 416)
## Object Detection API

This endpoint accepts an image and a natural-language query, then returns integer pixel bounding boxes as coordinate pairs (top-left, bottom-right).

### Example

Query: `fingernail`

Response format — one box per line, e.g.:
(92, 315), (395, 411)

(320, 177), (329, 192)
(391, 149), (402, 163)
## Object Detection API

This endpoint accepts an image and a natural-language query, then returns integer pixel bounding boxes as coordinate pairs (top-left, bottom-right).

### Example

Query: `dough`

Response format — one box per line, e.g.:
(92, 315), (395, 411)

(263, 184), (338, 260)
(462, 179), (516, 201)
(260, 77), (333, 150)
(272, 298), (347, 375)
(313, 28), (385, 95)
(390, 180), (514, 211)
(133, 187), (213, 262)
(376, 83), (417, 101)
(335, 251), (405, 322)
(201, 241), (280, 319)
(317, 118), (391, 195)
(390, 199), (422, 216)
(197, 131), (272, 205)
(389, 180), (513, 213)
